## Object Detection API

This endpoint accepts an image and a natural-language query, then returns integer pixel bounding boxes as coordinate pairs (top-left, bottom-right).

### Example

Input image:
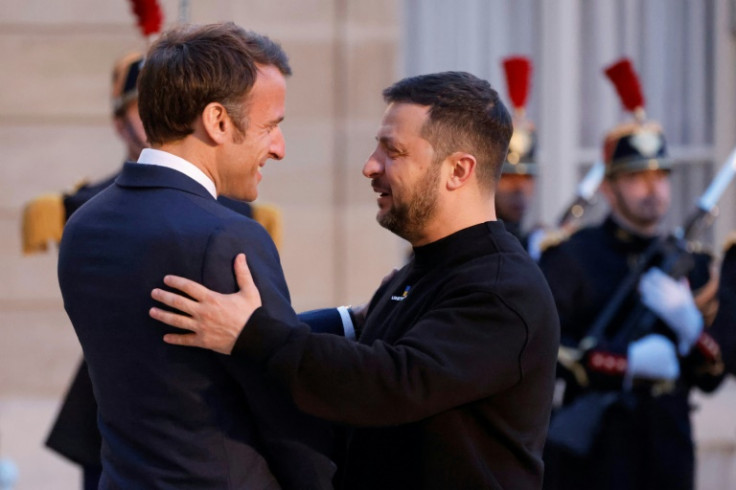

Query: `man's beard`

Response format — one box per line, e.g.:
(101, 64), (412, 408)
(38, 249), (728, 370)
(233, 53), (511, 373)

(614, 191), (667, 231)
(378, 166), (440, 243)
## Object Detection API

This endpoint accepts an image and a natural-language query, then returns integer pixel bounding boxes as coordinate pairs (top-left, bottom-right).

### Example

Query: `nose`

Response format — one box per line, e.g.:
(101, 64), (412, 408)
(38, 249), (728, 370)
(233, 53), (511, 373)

(362, 149), (384, 178)
(270, 127), (285, 160)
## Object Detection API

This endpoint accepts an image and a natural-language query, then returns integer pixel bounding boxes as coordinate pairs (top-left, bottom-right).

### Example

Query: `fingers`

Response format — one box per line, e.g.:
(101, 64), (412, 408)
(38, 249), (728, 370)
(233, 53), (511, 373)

(234, 253), (256, 291)
(151, 287), (199, 316)
(163, 332), (232, 355)
(153, 308), (220, 351)
(352, 302), (369, 321)
(149, 307), (197, 332)
(234, 253), (263, 307)
(163, 332), (202, 347)
(638, 271), (657, 296)
(639, 268), (678, 296)
(162, 274), (210, 301)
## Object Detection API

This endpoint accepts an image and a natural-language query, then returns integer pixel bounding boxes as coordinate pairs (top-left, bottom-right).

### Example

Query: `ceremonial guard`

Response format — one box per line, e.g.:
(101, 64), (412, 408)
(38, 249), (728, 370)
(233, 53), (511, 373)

(496, 56), (543, 258)
(539, 58), (724, 490)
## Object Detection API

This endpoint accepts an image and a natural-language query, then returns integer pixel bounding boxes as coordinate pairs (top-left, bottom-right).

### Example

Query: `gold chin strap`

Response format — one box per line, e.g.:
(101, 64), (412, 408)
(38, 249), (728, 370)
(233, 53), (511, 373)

(21, 193), (65, 255)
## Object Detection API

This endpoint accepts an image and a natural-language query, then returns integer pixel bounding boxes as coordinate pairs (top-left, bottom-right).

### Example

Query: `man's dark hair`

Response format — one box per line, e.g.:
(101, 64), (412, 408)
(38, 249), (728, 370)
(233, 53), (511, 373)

(382, 71), (512, 189)
(138, 22), (291, 146)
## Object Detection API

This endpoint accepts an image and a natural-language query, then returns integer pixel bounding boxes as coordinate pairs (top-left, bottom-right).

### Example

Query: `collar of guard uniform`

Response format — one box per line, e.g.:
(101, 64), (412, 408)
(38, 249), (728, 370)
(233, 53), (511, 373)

(603, 215), (658, 252)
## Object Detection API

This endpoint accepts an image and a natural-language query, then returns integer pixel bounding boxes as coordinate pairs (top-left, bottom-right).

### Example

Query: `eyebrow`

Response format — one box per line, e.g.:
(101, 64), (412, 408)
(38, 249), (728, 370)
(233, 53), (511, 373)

(268, 115), (285, 127)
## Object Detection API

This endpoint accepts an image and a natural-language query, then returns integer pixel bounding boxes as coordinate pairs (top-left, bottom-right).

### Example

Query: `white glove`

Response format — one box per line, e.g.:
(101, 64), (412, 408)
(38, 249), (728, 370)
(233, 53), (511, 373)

(626, 334), (680, 381)
(638, 267), (703, 355)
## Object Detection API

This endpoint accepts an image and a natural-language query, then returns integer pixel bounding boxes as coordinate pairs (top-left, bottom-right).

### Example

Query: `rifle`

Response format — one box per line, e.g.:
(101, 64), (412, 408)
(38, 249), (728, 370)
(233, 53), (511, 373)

(548, 149), (736, 456)
(579, 148), (736, 352)
(557, 160), (606, 229)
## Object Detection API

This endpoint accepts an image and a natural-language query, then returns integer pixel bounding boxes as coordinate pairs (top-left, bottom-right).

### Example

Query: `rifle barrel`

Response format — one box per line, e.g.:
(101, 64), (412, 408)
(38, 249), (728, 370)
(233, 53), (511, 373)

(556, 161), (605, 228)
(698, 147), (736, 212)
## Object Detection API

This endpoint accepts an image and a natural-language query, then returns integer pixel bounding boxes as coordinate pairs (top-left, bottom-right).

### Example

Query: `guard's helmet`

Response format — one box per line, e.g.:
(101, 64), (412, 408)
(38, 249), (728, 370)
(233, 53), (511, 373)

(602, 58), (671, 177)
(111, 51), (144, 117)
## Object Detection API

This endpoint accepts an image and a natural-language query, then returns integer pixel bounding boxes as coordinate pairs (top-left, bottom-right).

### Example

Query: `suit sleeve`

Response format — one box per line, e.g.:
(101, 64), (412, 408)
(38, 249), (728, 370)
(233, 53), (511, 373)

(298, 308), (347, 336)
(232, 286), (528, 427)
(201, 219), (337, 490)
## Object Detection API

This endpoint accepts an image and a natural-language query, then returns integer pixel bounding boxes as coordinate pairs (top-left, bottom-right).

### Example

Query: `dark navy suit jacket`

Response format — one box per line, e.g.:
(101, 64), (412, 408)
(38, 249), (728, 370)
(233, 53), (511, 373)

(58, 162), (335, 489)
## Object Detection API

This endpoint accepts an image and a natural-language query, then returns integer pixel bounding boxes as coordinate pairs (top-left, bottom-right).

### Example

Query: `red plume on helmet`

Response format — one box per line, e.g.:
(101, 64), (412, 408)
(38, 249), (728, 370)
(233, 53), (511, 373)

(502, 56), (532, 114)
(129, 0), (164, 37)
(501, 56), (536, 175)
(604, 58), (645, 120)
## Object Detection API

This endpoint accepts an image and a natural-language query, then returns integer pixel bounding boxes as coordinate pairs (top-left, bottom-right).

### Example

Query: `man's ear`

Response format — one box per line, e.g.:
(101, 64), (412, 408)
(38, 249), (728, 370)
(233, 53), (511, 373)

(446, 152), (477, 190)
(201, 102), (230, 145)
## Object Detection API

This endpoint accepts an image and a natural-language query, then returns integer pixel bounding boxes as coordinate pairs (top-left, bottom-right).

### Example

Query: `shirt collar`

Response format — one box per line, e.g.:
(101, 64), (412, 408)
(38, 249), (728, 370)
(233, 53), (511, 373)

(137, 148), (217, 198)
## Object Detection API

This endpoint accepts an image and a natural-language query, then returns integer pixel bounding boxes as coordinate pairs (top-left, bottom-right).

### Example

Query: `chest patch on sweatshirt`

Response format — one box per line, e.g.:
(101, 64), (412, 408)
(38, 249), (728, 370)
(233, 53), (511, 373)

(391, 285), (411, 301)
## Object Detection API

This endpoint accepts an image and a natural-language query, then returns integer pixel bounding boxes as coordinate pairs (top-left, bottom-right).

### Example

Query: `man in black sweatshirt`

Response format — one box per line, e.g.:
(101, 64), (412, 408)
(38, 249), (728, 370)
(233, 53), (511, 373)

(150, 71), (560, 489)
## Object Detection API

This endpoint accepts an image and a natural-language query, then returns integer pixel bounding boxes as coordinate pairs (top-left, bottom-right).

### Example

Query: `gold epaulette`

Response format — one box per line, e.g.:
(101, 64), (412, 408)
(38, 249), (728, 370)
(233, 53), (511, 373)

(72, 178), (90, 192)
(21, 193), (65, 255)
(722, 231), (736, 254)
(538, 228), (572, 254)
(251, 203), (283, 251)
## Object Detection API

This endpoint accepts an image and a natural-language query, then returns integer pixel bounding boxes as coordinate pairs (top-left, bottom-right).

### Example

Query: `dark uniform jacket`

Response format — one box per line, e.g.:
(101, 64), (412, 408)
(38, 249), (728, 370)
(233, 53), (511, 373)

(539, 215), (723, 490)
(58, 163), (335, 489)
(711, 238), (736, 375)
(233, 221), (560, 490)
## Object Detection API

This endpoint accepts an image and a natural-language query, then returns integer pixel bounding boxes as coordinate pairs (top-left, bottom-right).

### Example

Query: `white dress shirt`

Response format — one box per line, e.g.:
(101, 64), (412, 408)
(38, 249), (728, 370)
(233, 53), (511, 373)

(137, 148), (217, 198)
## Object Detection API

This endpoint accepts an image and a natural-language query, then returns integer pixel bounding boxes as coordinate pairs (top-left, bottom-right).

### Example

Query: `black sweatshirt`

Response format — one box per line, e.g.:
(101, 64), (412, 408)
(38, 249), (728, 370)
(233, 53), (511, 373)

(234, 221), (560, 489)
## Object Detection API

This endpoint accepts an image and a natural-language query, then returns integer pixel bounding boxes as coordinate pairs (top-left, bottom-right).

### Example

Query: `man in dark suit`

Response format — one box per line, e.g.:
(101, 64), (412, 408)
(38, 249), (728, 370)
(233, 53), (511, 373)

(57, 22), (334, 488)
(44, 50), (284, 489)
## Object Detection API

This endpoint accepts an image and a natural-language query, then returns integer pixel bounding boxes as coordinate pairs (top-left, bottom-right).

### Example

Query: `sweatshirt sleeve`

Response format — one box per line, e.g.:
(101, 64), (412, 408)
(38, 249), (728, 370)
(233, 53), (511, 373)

(233, 287), (528, 427)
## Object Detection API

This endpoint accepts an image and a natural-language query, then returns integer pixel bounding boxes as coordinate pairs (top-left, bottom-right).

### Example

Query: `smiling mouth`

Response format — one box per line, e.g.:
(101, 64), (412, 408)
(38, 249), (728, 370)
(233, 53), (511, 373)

(370, 179), (391, 198)
(372, 185), (390, 196)
(373, 190), (392, 202)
